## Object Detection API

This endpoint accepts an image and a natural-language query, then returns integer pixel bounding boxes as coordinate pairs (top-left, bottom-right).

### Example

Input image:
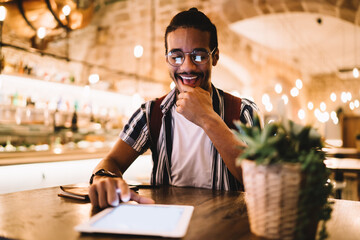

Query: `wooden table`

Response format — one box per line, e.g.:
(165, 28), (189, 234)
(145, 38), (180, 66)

(325, 157), (360, 200)
(325, 157), (360, 173)
(0, 186), (359, 240)
(324, 147), (360, 159)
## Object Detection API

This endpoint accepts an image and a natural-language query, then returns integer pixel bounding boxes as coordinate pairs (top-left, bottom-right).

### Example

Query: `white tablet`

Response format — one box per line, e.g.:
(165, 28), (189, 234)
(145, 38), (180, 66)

(75, 203), (194, 238)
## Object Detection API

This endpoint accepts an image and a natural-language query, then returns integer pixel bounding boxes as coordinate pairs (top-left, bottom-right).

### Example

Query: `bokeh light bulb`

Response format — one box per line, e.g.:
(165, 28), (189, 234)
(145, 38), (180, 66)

(62, 5), (71, 16)
(274, 84), (282, 94)
(330, 93), (336, 102)
(0, 6), (7, 21)
(298, 109), (305, 120)
(295, 78), (303, 89)
(134, 45), (144, 58)
(307, 102), (314, 110)
(37, 27), (46, 39)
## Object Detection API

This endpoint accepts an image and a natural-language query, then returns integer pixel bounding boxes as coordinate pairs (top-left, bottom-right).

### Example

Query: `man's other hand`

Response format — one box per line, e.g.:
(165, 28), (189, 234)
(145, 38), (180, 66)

(89, 177), (155, 208)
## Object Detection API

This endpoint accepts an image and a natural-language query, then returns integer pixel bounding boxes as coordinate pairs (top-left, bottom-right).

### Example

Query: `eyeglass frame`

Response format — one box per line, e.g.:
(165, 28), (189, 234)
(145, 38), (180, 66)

(165, 47), (217, 67)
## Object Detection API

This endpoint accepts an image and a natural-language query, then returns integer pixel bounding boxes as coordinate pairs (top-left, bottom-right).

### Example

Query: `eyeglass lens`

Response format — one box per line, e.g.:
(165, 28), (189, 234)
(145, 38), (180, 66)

(167, 50), (210, 66)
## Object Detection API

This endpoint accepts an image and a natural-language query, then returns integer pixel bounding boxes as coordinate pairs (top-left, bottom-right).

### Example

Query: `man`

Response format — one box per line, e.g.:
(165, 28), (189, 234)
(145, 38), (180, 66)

(89, 8), (259, 208)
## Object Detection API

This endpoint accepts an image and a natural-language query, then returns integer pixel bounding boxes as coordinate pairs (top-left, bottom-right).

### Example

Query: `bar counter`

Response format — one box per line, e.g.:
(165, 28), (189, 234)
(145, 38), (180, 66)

(0, 147), (111, 166)
(0, 186), (359, 240)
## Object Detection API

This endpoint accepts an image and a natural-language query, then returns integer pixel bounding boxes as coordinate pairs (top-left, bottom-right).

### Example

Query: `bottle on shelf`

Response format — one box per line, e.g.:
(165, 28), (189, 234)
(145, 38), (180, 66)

(71, 101), (78, 132)
(53, 98), (63, 132)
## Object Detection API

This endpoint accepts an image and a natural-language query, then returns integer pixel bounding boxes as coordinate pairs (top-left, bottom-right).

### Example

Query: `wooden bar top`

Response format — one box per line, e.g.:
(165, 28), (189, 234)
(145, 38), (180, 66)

(0, 186), (359, 240)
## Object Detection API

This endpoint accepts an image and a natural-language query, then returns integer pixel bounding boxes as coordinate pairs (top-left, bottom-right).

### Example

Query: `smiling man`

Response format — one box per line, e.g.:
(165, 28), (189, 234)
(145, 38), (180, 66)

(89, 8), (259, 208)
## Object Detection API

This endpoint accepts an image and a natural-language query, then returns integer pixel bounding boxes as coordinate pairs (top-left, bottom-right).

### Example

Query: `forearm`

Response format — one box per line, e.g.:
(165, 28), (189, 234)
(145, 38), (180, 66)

(91, 139), (140, 182)
(93, 157), (124, 176)
(201, 113), (244, 181)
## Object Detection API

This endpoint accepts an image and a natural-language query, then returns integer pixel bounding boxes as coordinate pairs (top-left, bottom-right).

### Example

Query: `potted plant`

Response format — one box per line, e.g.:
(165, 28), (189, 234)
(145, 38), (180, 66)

(234, 117), (333, 240)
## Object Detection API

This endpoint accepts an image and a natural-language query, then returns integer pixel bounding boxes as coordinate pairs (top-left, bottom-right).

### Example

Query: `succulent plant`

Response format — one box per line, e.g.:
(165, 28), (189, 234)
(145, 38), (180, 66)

(234, 116), (333, 240)
(234, 117), (324, 166)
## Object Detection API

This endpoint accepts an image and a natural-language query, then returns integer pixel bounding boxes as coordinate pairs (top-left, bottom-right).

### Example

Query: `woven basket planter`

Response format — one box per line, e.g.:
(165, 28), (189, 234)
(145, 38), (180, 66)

(241, 159), (306, 240)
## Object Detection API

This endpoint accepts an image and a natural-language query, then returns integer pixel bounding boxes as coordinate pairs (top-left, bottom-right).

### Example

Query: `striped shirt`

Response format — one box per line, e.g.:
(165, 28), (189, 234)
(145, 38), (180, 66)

(120, 85), (259, 191)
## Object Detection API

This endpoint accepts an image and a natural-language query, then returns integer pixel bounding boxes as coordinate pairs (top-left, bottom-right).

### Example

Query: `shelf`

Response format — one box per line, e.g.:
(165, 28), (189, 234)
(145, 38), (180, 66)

(0, 147), (111, 166)
(0, 73), (136, 116)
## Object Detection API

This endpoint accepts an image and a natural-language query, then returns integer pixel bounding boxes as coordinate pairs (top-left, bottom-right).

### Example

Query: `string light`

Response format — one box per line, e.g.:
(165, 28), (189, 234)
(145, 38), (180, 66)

(354, 99), (359, 108)
(330, 93), (336, 102)
(290, 87), (299, 97)
(330, 111), (337, 120)
(262, 93), (270, 105)
(307, 102), (314, 110)
(349, 102), (355, 110)
(341, 92), (347, 103)
(134, 45), (144, 58)
(346, 92), (352, 101)
(265, 103), (273, 112)
(353, 67), (359, 78)
(282, 94), (288, 105)
(295, 78), (303, 89)
(298, 109), (305, 120)
(62, 5), (71, 17)
(37, 27), (46, 39)
(314, 108), (329, 123)
(0, 6), (7, 22)
(88, 74), (100, 84)
(331, 111), (339, 125)
(274, 84), (282, 94)
(320, 102), (326, 111)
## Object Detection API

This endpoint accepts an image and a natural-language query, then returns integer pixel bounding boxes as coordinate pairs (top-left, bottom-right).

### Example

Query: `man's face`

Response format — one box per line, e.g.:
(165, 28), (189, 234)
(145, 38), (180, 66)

(166, 27), (218, 93)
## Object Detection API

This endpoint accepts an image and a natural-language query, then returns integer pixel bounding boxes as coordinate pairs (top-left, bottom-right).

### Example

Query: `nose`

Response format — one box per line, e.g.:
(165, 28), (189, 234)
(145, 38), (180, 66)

(179, 53), (197, 72)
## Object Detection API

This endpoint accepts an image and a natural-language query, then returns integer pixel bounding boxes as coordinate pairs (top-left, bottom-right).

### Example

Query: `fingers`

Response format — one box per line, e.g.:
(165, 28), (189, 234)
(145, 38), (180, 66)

(89, 184), (99, 207)
(88, 177), (154, 208)
(89, 177), (130, 208)
(117, 180), (131, 203)
(106, 180), (119, 206)
(130, 191), (155, 204)
(176, 79), (184, 93)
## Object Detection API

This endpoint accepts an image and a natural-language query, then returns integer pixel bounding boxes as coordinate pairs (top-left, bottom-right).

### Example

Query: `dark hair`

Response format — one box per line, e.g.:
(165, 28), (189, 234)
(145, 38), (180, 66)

(164, 7), (218, 54)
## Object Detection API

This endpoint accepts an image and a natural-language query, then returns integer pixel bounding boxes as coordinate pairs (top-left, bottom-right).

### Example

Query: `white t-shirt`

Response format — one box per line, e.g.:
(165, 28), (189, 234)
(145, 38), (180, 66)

(170, 106), (212, 189)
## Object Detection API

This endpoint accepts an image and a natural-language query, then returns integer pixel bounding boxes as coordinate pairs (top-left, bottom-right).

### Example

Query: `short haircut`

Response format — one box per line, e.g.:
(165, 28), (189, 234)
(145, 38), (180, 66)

(164, 7), (218, 54)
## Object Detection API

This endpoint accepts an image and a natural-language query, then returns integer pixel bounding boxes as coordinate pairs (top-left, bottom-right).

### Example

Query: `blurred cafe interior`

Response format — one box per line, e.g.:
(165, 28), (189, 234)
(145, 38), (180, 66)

(0, 0), (359, 201)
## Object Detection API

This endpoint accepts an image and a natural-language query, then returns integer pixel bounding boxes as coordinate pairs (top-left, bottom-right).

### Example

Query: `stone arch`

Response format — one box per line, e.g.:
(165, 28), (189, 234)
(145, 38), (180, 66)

(220, 0), (360, 26)
(205, 0), (360, 120)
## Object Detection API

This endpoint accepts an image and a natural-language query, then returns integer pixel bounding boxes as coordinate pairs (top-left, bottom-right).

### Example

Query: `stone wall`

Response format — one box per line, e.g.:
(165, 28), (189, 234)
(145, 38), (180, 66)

(2, 0), (360, 132)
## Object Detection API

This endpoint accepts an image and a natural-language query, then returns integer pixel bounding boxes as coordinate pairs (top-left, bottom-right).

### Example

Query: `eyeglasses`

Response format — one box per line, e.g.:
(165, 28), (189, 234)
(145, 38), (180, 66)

(166, 48), (216, 67)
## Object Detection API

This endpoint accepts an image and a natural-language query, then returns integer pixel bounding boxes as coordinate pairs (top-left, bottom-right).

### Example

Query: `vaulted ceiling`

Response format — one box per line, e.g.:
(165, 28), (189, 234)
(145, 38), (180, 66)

(1, 0), (360, 103)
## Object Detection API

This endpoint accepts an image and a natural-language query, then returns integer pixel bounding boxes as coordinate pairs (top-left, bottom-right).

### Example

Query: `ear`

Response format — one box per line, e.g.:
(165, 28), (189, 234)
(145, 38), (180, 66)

(212, 48), (219, 66)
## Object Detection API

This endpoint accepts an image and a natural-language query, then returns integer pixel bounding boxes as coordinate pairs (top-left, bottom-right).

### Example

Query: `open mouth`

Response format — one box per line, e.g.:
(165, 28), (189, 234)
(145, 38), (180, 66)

(176, 74), (202, 87)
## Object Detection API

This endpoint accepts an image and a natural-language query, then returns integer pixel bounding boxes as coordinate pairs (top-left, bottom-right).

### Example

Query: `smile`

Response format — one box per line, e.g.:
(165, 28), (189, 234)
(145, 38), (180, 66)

(177, 74), (201, 87)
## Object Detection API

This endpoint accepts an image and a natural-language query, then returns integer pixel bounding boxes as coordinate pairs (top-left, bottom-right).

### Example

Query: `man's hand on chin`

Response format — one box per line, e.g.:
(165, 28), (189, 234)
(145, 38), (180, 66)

(175, 80), (214, 127)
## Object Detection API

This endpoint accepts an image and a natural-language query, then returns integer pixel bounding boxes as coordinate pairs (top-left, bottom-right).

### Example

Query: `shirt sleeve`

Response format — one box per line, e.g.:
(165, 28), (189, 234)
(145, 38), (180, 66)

(239, 98), (263, 127)
(119, 102), (150, 154)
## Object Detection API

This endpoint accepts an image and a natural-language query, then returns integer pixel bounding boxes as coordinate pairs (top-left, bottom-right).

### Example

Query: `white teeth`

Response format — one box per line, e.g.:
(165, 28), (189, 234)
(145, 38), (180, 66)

(181, 76), (197, 80)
